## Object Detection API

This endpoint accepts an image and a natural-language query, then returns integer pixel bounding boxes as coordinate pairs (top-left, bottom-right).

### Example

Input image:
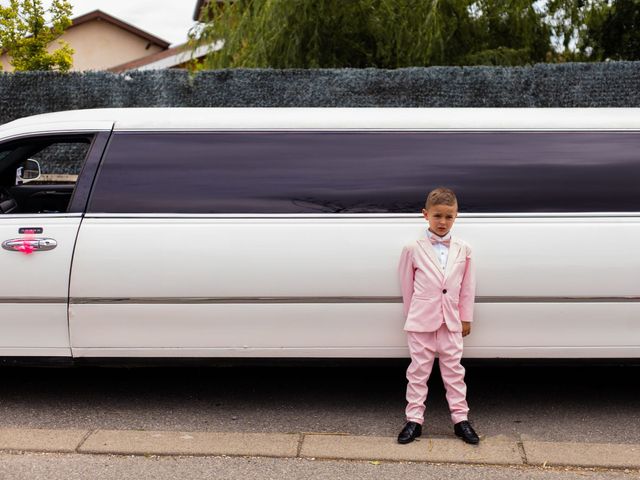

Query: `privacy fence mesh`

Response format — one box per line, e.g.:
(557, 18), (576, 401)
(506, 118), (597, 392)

(1, 62), (639, 125)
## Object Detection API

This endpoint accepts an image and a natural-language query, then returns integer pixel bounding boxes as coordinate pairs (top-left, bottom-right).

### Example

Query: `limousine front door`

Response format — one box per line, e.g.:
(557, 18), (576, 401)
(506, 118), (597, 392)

(0, 132), (109, 357)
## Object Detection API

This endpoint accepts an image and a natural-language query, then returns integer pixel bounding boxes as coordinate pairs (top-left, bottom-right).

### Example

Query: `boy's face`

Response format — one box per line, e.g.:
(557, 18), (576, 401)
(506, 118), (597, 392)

(422, 203), (458, 237)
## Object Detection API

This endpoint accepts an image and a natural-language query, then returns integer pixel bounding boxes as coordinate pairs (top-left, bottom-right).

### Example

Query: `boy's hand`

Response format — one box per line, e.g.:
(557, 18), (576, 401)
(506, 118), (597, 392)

(462, 321), (471, 337)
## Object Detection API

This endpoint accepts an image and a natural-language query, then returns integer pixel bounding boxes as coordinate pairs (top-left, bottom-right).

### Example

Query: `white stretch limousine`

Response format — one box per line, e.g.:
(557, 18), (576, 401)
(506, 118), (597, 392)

(0, 108), (638, 361)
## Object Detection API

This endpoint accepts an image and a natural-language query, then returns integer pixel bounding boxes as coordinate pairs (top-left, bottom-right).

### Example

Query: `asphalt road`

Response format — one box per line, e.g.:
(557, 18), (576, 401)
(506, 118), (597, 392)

(0, 453), (637, 480)
(0, 362), (637, 444)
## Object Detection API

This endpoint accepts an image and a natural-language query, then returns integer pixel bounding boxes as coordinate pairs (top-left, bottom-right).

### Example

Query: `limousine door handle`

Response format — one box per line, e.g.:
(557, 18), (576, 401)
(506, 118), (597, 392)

(2, 238), (57, 253)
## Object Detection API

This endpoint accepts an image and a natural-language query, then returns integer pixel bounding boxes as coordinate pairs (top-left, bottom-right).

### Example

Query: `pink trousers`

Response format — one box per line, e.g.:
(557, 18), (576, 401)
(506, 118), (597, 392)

(405, 323), (469, 425)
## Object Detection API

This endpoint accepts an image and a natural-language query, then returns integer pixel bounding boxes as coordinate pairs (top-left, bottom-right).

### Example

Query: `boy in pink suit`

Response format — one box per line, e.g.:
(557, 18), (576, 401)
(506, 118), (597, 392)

(397, 187), (479, 445)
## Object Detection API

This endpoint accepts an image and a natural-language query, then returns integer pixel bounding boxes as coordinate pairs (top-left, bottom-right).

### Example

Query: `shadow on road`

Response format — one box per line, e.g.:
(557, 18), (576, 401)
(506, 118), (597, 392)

(0, 362), (638, 443)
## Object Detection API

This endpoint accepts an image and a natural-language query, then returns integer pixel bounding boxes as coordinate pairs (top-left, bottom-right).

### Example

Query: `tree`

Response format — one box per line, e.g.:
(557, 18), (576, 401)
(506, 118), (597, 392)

(541, 0), (608, 61)
(0, 0), (74, 72)
(462, 0), (552, 65)
(190, 0), (554, 69)
(582, 0), (640, 60)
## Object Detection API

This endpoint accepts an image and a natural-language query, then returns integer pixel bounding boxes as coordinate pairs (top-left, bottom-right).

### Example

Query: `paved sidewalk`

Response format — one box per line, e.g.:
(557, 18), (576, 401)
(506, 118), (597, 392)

(0, 428), (638, 470)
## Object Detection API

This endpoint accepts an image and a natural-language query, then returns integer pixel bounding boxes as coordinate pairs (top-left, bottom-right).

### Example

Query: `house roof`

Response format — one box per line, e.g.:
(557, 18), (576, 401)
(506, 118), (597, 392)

(72, 10), (171, 49)
(109, 43), (188, 72)
(109, 42), (210, 72)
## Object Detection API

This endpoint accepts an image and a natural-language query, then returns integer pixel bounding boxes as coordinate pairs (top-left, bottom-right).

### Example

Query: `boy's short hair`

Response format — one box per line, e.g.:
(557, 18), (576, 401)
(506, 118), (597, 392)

(425, 187), (458, 209)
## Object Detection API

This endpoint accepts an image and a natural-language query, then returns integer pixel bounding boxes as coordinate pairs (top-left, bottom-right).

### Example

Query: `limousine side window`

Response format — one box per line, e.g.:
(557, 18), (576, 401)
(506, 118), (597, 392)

(0, 136), (91, 214)
(87, 132), (640, 214)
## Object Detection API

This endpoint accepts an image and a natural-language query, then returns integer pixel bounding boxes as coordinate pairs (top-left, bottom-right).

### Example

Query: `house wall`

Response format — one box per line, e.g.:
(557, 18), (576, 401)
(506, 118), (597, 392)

(1, 51), (12, 71)
(1, 19), (166, 72)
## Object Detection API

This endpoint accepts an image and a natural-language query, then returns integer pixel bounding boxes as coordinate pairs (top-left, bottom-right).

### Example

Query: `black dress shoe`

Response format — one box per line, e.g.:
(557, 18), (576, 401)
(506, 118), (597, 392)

(397, 421), (422, 444)
(454, 420), (480, 444)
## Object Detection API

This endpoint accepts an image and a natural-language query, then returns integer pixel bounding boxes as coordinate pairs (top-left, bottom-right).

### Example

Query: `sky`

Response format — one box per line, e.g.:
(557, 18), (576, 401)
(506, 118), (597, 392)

(1, 0), (199, 46)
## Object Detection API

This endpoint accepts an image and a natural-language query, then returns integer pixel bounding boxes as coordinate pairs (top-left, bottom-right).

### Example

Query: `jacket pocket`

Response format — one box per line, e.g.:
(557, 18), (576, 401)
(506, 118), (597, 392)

(408, 296), (436, 317)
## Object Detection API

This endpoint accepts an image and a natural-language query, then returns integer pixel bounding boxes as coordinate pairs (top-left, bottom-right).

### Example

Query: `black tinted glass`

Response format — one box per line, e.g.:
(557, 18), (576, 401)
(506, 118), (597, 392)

(88, 132), (640, 213)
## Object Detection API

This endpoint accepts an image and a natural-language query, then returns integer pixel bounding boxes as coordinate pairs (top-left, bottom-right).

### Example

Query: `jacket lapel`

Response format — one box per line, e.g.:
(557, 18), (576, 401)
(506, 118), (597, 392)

(417, 238), (445, 279)
(444, 238), (462, 279)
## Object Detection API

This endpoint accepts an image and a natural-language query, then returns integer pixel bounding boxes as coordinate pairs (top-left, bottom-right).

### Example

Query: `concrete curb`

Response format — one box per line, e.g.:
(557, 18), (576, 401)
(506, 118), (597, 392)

(0, 428), (638, 470)
(523, 440), (640, 469)
(300, 434), (522, 465)
(0, 428), (88, 453)
(79, 430), (299, 458)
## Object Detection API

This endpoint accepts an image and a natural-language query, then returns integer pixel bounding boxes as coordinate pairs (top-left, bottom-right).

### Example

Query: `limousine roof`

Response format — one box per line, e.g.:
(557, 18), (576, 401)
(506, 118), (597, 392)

(2, 108), (640, 135)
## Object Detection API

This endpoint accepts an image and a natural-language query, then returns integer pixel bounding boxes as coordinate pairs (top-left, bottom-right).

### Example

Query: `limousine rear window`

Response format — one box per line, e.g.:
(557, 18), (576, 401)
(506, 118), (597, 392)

(87, 132), (640, 214)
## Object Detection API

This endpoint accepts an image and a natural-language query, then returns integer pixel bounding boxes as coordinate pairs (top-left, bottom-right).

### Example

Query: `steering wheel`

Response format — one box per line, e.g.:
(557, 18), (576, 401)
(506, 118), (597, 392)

(0, 188), (18, 214)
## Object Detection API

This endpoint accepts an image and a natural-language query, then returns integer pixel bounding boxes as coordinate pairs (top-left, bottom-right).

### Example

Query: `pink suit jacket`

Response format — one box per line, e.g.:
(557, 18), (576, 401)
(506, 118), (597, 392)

(398, 236), (476, 333)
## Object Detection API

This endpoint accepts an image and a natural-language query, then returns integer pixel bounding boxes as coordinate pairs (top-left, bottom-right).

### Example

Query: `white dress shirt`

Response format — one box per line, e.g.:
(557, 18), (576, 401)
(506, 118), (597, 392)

(426, 230), (451, 269)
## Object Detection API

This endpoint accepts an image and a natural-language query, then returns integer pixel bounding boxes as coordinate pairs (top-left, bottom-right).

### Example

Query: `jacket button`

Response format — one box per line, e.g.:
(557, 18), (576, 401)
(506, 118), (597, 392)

(442, 289), (447, 294)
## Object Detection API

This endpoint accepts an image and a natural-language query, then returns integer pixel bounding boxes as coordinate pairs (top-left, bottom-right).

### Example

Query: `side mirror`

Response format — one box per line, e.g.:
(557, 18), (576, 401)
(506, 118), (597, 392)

(16, 159), (41, 185)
